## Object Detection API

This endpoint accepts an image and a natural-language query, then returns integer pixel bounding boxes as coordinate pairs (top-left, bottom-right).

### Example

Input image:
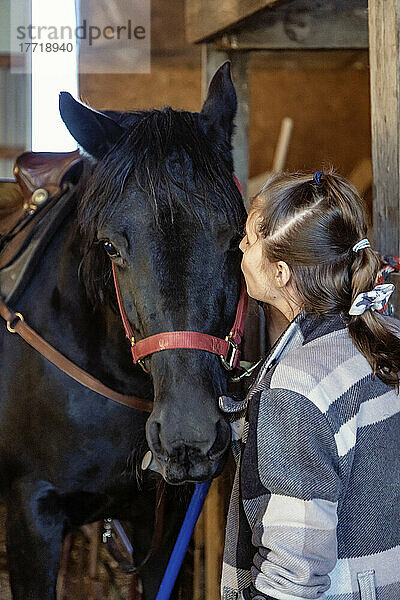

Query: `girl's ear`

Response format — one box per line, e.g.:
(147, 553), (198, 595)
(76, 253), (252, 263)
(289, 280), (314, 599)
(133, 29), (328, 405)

(275, 261), (292, 287)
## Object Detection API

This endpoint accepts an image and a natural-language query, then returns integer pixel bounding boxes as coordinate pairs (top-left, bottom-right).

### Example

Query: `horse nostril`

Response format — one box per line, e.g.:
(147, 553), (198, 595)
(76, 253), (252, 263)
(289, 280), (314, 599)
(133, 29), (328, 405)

(148, 422), (191, 466)
(148, 417), (230, 470)
(208, 419), (231, 460)
(175, 445), (187, 465)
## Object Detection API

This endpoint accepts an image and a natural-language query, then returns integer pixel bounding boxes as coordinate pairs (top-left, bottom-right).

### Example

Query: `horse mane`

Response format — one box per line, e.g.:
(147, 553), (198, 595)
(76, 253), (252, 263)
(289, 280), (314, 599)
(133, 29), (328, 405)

(77, 106), (246, 307)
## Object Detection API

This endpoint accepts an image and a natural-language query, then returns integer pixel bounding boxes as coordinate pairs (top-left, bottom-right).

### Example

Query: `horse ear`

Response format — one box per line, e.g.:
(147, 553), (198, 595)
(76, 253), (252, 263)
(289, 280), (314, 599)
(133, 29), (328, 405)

(199, 61), (237, 146)
(59, 92), (125, 160)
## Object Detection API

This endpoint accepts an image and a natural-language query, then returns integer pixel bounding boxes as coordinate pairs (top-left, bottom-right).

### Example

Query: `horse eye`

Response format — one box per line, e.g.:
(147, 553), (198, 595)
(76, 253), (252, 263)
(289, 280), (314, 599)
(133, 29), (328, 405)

(103, 240), (120, 258)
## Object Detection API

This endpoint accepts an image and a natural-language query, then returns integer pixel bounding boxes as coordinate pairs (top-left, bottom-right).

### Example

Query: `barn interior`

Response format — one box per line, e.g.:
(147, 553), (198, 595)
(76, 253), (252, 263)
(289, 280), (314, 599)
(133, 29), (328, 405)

(0, 1), (396, 599)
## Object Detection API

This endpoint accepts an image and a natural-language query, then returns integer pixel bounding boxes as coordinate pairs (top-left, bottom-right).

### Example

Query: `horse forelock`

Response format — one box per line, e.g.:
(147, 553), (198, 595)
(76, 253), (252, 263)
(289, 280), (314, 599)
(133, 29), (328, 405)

(76, 106), (246, 307)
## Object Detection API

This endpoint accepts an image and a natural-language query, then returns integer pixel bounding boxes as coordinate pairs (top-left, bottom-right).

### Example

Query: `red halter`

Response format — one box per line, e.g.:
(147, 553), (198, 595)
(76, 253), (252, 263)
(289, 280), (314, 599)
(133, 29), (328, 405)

(112, 264), (247, 372)
(112, 173), (248, 372)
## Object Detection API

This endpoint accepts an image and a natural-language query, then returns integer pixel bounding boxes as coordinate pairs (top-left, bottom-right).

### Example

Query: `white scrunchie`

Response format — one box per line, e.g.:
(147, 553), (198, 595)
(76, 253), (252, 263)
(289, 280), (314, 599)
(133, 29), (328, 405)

(349, 283), (395, 316)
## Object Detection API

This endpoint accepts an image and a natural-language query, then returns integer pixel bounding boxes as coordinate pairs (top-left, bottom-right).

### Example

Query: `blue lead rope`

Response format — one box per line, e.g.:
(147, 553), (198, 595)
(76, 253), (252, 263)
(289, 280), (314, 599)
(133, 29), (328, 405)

(155, 480), (212, 600)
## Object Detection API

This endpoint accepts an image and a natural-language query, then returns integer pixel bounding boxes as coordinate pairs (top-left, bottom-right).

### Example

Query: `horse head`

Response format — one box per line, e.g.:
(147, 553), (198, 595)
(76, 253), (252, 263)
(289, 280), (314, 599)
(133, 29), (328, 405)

(59, 62), (247, 484)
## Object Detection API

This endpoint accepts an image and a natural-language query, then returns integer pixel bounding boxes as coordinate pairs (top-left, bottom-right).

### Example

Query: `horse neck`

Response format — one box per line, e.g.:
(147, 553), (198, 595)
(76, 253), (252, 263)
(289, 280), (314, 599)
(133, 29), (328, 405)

(15, 199), (152, 400)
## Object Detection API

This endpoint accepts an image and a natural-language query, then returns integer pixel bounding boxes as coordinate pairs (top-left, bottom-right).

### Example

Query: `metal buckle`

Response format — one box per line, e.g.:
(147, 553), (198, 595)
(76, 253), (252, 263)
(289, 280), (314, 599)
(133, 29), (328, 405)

(230, 358), (263, 382)
(102, 518), (113, 544)
(138, 359), (150, 374)
(7, 312), (24, 333)
(220, 333), (239, 371)
(131, 336), (150, 374)
(23, 188), (50, 214)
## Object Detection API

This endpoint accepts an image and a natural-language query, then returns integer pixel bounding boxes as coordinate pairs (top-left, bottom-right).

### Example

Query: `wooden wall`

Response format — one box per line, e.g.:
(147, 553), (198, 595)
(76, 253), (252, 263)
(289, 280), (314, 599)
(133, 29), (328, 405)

(79, 1), (372, 208)
(249, 55), (371, 177)
(79, 0), (201, 111)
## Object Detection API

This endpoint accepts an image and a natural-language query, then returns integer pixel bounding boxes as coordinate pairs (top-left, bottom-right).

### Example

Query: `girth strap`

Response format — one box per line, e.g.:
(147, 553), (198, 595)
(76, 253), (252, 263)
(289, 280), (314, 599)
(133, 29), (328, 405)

(0, 299), (152, 413)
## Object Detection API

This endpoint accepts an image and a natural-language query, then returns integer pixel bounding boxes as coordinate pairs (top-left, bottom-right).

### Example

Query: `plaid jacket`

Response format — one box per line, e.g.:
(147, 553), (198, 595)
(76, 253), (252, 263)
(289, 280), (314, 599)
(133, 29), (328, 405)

(220, 310), (400, 600)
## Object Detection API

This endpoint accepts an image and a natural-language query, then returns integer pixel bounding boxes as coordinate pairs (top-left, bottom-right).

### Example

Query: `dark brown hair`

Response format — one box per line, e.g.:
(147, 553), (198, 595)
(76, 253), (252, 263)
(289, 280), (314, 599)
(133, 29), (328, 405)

(251, 169), (400, 390)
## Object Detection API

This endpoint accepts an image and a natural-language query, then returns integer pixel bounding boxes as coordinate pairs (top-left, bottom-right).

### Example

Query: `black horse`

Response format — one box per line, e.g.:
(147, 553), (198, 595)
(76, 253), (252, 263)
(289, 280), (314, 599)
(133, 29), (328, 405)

(0, 62), (246, 599)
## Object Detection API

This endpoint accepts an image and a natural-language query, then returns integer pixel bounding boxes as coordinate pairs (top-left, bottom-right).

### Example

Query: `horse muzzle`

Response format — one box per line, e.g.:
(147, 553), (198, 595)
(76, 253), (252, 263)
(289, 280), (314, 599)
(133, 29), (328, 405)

(145, 418), (231, 484)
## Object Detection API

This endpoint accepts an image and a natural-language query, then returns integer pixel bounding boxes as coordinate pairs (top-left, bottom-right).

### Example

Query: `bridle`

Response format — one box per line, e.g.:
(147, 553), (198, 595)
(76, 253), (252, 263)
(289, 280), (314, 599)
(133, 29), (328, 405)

(0, 172), (248, 410)
(112, 263), (248, 374)
(110, 171), (248, 375)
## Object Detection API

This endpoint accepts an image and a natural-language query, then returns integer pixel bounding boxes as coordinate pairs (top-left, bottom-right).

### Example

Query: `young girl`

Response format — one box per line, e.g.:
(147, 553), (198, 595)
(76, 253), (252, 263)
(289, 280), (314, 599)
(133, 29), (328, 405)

(220, 171), (400, 600)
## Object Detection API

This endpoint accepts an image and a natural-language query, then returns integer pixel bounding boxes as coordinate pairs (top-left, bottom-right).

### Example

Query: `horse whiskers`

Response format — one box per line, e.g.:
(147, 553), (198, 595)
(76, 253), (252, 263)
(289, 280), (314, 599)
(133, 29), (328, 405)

(121, 441), (148, 489)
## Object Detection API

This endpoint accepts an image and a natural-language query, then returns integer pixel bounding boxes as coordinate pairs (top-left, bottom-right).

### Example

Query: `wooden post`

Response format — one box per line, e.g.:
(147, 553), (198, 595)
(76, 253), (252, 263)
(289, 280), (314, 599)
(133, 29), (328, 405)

(193, 511), (206, 600)
(204, 478), (225, 600)
(202, 44), (264, 361)
(369, 0), (400, 255)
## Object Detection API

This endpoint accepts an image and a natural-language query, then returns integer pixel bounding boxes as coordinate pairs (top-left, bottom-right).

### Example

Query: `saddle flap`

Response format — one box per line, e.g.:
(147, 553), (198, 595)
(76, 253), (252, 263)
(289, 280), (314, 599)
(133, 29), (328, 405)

(0, 181), (25, 234)
(14, 150), (82, 201)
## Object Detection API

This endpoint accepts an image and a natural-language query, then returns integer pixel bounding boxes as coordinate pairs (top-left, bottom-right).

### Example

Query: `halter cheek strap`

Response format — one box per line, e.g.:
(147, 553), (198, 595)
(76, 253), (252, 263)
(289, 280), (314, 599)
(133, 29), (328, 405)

(112, 263), (248, 371)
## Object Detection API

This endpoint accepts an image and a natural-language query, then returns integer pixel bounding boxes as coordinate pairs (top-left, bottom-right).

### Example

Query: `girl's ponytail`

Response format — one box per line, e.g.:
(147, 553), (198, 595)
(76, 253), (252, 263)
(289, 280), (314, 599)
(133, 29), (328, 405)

(348, 247), (400, 390)
(254, 170), (400, 390)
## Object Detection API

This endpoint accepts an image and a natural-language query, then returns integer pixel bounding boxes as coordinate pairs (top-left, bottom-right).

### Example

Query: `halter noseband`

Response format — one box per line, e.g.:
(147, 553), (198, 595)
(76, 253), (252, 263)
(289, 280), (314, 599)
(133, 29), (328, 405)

(111, 173), (248, 373)
(112, 263), (248, 373)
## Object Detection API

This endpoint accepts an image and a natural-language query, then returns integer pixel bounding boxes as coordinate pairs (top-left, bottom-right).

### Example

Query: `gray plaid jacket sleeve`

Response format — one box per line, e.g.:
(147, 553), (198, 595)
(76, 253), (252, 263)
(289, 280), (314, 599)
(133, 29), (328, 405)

(241, 387), (343, 600)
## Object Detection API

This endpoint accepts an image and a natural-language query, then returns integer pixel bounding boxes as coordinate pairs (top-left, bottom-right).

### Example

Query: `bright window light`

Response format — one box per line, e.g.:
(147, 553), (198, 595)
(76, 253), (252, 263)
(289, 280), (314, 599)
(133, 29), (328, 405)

(31, 0), (78, 151)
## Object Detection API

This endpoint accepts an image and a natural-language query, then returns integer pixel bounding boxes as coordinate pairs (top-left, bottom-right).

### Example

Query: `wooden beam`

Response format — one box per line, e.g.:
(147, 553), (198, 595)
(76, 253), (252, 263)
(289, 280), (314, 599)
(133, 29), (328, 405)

(215, 0), (368, 51)
(251, 49), (369, 71)
(186, 0), (368, 48)
(0, 55), (10, 69)
(204, 478), (225, 600)
(248, 117), (293, 197)
(369, 0), (400, 255)
(272, 117), (293, 173)
(186, 0), (281, 44)
(0, 145), (25, 160)
(0, 54), (26, 69)
(193, 511), (205, 600)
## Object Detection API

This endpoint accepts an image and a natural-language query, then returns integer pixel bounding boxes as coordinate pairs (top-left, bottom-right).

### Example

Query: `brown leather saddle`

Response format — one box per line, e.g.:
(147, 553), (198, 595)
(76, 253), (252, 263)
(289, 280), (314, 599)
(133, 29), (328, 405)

(0, 151), (83, 269)
(0, 150), (82, 234)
